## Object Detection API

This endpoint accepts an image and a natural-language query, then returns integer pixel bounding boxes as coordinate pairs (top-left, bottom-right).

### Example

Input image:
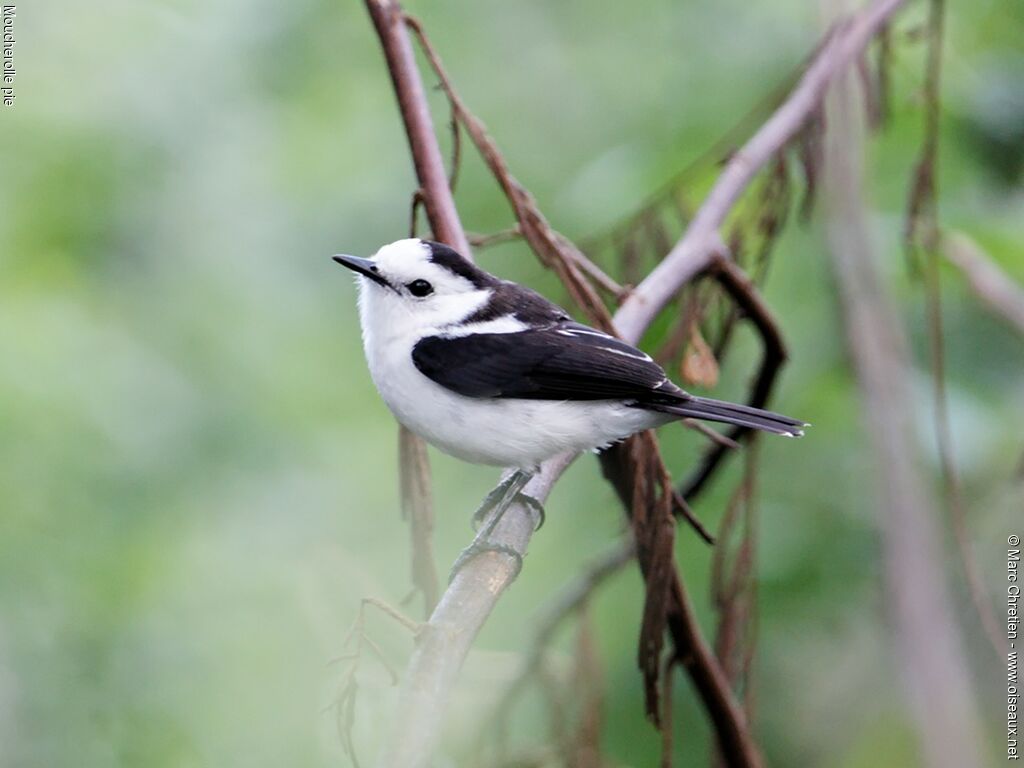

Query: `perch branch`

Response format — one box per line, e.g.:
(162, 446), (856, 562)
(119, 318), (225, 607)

(366, 0), (911, 765)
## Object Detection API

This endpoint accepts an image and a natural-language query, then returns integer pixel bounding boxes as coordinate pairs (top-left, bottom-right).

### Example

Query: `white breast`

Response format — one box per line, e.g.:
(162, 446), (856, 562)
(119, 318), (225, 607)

(356, 285), (668, 468)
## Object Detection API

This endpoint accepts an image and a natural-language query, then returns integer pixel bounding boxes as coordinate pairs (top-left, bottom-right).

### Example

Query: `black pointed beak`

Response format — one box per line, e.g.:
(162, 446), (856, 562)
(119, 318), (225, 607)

(332, 254), (391, 289)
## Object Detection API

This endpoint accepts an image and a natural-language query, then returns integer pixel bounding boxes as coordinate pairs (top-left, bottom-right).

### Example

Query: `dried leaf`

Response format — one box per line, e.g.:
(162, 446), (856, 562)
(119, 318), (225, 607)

(681, 324), (719, 388)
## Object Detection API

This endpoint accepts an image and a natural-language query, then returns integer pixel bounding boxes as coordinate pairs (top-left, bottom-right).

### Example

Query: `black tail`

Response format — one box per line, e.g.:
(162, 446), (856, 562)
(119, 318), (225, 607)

(650, 395), (806, 437)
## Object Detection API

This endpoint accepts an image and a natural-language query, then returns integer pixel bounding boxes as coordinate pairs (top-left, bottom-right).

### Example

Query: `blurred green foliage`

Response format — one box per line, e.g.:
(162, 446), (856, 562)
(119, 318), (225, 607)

(1, 0), (1021, 766)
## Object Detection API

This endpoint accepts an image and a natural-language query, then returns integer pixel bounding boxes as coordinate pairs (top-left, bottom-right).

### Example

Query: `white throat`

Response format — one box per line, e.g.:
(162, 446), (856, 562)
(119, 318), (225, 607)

(357, 278), (491, 351)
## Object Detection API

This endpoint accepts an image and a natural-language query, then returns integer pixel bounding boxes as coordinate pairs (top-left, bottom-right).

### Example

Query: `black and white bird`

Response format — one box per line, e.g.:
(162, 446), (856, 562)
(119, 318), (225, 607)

(333, 239), (805, 545)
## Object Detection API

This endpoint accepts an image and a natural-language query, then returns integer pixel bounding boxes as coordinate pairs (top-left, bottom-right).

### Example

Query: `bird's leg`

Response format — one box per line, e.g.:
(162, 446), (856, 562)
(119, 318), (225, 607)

(450, 469), (545, 583)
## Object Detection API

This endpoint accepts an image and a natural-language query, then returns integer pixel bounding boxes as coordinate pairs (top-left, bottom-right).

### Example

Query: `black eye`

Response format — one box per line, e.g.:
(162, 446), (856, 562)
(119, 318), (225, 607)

(406, 279), (434, 297)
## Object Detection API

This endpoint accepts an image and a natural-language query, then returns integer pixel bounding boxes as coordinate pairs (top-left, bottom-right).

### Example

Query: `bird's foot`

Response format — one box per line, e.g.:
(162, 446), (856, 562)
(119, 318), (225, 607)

(451, 469), (544, 582)
(515, 492), (545, 531)
(471, 469), (535, 531)
(448, 539), (523, 584)
(471, 487), (546, 532)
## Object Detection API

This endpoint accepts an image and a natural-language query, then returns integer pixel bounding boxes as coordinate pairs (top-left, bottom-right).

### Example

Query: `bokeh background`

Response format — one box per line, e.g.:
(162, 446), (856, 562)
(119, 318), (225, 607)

(2, 0), (1022, 765)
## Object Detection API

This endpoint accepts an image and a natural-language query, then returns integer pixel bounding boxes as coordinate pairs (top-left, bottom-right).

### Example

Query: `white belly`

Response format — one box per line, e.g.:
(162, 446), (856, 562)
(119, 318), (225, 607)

(364, 335), (668, 468)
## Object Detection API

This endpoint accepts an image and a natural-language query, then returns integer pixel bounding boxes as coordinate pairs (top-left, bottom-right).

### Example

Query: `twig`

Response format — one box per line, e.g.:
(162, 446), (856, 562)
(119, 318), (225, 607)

(941, 230), (1024, 336)
(678, 255), (788, 502)
(333, 597), (421, 767)
(464, 226), (628, 302)
(378, 454), (576, 768)
(468, 226), (522, 248)
(565, 248), (627, 300)
(671, 489), (716, 546)
(682, 420), (741, 451)
(612, 0), (910, 344)
(446, 104), (462, 193)
(365, 0), (470, 255)
(823, 59), (985, 768)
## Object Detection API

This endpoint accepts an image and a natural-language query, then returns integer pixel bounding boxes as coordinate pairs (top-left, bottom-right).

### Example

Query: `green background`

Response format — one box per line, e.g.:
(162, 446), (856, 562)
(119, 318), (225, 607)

(1, 0), (1021, 765)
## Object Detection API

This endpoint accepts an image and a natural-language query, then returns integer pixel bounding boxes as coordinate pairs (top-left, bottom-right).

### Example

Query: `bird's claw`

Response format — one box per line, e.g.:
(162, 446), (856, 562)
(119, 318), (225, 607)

(516, 493), (545, 530)
(448, 540), (523, 584)
(472, 489), (545, 531)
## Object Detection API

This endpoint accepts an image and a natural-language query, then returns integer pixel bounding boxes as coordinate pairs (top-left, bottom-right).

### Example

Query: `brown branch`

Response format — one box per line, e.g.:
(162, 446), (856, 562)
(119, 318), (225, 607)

(678, 255), (788, 502)
(365, 0), (470, 255)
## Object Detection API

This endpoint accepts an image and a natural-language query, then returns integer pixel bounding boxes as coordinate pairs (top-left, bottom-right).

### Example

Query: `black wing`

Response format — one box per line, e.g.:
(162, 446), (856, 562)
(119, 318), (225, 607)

(412, 322), (682, 402)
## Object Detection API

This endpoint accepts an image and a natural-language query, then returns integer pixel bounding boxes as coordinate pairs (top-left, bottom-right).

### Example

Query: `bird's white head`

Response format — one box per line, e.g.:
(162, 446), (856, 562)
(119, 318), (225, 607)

(334, 239), (497, 343)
